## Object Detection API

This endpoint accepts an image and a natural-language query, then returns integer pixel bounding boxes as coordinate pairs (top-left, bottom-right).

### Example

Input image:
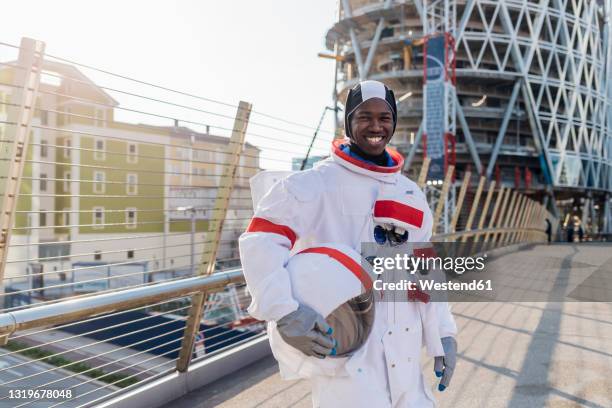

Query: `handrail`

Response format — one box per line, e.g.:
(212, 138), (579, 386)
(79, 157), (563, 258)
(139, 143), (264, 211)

(0, 269), (244, 341)
(433, 226), (546, 241)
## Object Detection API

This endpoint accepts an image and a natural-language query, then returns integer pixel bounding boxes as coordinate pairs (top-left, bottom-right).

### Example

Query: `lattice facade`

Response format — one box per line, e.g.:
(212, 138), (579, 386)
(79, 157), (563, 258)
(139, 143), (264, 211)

(327, 0), (612, 196)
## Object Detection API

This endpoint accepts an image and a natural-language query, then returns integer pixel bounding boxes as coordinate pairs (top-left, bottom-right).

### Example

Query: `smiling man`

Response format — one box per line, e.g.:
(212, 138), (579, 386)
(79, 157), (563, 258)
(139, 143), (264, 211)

(344, 82), (396, 161)
(239, 80), (457, 407)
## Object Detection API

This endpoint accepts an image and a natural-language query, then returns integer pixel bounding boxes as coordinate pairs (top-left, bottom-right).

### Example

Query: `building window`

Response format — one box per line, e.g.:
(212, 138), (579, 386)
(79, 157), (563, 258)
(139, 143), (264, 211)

(63, 138), (71, 158)
(94, 139), (105, 160)
(127, 250), (134, 259)
(94, 250), (102, 261)
(41, 110), (48, 126)
(40, 140), (48, 157)
(63, 171), (71, 192)
(127, 173), (137, 195)
(39, 173), (47, 192)
(125, 207), (137, 229)
(62, 208), (70, 226)
(93, 207), (104, 229)
(40, 210), (47, 227)
(127, 143), (138, 164)
(93, 171), (105, 194)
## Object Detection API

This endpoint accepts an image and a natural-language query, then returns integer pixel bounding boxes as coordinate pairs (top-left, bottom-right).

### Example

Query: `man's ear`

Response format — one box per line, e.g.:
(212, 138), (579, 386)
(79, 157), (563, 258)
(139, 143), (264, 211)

(346, 114), (355, 140)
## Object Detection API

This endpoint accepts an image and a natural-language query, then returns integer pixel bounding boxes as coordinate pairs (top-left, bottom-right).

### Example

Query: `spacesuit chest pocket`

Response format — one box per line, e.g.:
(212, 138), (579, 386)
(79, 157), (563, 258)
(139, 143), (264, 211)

(339, 186), (375, 216)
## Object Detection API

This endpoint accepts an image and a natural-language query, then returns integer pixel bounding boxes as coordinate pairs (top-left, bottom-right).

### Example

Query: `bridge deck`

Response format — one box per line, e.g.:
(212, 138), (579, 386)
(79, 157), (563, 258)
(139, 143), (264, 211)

(168, 244), (612, 408)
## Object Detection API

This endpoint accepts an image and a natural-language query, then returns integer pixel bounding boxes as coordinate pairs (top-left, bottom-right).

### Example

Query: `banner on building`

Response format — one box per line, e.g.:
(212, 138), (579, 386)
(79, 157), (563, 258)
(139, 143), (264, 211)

(423, 34), (456, 181)
(424, 35), (446, 181)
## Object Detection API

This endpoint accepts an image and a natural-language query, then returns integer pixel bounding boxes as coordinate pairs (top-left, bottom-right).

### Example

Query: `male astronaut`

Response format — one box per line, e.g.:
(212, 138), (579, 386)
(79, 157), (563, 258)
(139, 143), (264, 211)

(239, 80), (457, 407)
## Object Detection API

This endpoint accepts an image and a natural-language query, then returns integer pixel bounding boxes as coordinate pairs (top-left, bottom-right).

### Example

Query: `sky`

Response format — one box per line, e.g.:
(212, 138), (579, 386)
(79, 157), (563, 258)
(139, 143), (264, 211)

(2, 0), (341, 169)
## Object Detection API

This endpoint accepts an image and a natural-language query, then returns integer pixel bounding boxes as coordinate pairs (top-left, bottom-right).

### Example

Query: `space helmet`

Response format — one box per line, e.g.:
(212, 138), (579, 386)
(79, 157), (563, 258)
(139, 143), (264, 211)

(345, 80), (398, 140)
(268, 244), (375, 378)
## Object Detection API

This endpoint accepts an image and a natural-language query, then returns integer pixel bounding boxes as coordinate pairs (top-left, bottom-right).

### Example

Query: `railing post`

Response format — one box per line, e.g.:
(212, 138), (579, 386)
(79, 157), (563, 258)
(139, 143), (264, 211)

(433, 165), (454, 234)
(449, 171), (471, 234)
(498, 191), (519, 243)
(487, 187), (510, 245)
(474, 181), (496, 243)
(417, 157), (431, 189)
(532, 202), (542, 241)
(517, 197), (533, 243)
(461, 176), (486, 243)
(484, 186), (505, 243)
(175, 101), (252, 373)
(528, 204), (538, 241)
(0, 38), (45, 319)
(521, 199), (535, 242)
(519, 200), (534, 242)
(507, 195), (526, 243)
(514, 199), (532, 243)
(537, 204), (547, 241)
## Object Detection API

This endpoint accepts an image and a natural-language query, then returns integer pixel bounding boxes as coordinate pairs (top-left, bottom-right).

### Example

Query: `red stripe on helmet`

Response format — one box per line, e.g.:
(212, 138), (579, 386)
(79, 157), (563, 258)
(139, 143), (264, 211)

(374, 200), (424, 228)
(246, 217), (297, 248)
(298, 247), (373, 290)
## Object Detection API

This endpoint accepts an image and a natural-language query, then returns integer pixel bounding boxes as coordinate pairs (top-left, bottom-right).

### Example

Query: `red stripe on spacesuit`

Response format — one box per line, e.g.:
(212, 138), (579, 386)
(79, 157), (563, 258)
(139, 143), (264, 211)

(246, 217), (297, 248)
(373, 200), (424, 228)
(407, 288), (430, 303)
(298, 247), (373, 290)
(331, 139), (404, 173)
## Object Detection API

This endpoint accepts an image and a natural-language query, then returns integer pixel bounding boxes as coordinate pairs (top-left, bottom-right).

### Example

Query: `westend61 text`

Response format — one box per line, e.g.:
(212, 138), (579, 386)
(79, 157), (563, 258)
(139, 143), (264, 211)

(372, 279), (493, 292)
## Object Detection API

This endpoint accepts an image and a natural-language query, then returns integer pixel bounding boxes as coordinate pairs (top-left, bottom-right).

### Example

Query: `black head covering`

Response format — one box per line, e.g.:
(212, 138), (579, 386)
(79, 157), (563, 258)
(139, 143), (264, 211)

(344, 80), (397, 140)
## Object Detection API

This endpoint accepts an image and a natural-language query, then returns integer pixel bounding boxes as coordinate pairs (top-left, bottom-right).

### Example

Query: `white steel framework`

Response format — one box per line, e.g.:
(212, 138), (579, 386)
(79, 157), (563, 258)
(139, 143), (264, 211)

(326, 0), (612, 231)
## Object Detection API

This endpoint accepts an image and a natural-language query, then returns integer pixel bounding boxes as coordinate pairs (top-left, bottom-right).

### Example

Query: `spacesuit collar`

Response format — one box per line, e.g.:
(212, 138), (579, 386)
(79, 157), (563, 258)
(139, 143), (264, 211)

(331, 139), (404, 180)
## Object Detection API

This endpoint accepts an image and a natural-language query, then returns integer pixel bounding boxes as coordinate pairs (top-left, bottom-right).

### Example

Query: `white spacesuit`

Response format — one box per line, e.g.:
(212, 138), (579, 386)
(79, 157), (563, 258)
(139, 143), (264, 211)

(239, 138), (457, 407)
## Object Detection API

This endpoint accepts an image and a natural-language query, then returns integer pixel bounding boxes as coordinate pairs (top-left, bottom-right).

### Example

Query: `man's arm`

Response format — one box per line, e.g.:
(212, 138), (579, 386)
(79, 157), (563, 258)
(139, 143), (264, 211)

(411, 188), (458, 338)
(413, 189), (458, 390)
(239, 172), (319, 322)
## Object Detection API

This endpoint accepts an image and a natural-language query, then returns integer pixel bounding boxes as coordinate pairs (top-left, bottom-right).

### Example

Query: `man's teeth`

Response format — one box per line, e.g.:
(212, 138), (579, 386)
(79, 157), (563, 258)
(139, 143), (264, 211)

(367, 136), (383, 143)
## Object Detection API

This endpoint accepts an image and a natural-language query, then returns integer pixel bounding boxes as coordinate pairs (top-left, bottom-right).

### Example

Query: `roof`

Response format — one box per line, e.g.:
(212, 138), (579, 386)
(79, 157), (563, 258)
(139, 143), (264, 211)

(148, 124), (259, 150)
(0, 58), (119, 107)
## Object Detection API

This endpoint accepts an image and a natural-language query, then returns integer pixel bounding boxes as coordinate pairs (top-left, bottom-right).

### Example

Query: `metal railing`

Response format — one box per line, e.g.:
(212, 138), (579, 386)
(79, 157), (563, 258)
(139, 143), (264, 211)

(0, 270), (244, 335)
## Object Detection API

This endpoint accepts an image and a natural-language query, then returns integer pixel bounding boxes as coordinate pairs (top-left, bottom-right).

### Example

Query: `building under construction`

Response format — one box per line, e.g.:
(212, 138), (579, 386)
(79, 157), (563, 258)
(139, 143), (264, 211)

(325, 0), (612, 235)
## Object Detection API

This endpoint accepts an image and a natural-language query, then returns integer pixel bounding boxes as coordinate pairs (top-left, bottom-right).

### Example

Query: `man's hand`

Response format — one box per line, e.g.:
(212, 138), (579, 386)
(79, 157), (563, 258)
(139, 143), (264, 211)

(276, 304), (336, 359)
(434, 336), (457, 391)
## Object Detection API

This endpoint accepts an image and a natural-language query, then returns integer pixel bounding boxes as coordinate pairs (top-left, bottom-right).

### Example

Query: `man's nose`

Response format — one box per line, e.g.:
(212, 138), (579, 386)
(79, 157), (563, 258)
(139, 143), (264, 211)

(370, 119), (383, 131)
